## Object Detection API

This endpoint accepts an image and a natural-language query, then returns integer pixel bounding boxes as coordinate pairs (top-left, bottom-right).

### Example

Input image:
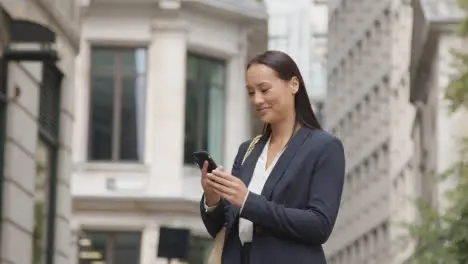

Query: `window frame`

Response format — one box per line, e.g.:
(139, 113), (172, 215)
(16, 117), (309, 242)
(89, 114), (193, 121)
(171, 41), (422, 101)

(87, 46), (148, 162)
(184, 52), (227, 165)
(34, 62), (63, 264)
(78, 230), (142, 264)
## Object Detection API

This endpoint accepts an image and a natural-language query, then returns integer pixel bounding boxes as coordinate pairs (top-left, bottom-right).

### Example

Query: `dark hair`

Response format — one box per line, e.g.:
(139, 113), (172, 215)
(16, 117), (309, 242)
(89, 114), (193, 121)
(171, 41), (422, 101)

(247, 50), (322, 135)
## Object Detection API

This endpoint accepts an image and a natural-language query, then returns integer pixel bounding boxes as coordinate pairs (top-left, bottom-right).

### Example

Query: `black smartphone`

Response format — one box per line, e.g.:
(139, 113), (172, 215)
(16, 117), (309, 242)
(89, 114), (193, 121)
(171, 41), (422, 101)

(192, 151), (218, 173)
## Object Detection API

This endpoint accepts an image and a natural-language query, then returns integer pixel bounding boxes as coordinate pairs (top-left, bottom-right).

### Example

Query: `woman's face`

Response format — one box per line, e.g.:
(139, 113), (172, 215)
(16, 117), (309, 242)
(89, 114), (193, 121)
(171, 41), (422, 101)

(246, 63), (298, 124)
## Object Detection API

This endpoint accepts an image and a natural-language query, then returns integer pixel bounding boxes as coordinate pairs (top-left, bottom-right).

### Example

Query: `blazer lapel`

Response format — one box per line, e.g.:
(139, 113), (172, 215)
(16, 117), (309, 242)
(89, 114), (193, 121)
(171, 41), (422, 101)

(261, 127), (310, 199)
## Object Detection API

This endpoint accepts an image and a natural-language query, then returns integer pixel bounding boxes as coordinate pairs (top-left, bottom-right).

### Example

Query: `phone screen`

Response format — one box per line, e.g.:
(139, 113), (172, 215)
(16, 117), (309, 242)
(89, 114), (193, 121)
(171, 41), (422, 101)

(192, 151), (218, 173)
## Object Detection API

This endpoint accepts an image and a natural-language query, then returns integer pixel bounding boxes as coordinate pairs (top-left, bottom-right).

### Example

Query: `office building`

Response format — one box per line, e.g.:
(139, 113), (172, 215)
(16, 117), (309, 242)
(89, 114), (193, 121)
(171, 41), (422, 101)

(324, 0), (416, 263)
(410, 0), (467, 223)
(71, 1), (267, 264)
(0, 0), (80, 264)
(309, 0), (328, 124)
(264, 0), (327, 125)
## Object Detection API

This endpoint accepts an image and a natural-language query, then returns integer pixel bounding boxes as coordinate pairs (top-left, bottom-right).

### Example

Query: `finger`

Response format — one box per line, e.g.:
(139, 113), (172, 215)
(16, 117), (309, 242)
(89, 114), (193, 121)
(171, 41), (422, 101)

(207, 181), (231, 196)
(207, 178), (235, 195)
(213, 166), (226, 173)
(213, 172), (240, 185)
(212, 169), (233, 180)
(213, 188), (226, 199)
(201, 177), (208, 186)
(214, 189), (233, 203)
(207, 173), (235, 187)
(201, 161), (208, 175)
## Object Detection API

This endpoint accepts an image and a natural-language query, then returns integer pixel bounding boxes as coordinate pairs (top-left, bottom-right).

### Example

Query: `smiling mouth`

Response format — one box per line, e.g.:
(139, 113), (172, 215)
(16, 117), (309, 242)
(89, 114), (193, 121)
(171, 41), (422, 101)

(256, 108), (270, 113)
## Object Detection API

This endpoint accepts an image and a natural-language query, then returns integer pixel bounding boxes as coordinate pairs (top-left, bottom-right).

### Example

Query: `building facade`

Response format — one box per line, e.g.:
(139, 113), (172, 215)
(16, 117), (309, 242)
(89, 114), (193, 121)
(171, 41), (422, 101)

(410, 0), (467, 221)
(265, 0), (311, 88)
(264, 0), (327, 125)
(71, 1), (267, 264)
(324, 0), (416, 263)
(309, 0), (328, 124)
(0, 0), (80, 264)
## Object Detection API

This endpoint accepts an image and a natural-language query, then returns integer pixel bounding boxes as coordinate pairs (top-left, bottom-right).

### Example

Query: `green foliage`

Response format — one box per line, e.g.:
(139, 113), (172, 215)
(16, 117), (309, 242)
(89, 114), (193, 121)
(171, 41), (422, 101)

(446, 0), (468, 111)
(445, 50), (468, 112)
(405, 145), (468, 264)
(405, 1), (468, 263)
(33, 161), (46, 264)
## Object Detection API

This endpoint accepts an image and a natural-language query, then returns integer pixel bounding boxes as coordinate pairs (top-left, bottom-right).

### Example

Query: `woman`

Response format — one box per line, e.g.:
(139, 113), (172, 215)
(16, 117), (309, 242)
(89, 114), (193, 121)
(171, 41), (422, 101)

(199, 50), (345, 264)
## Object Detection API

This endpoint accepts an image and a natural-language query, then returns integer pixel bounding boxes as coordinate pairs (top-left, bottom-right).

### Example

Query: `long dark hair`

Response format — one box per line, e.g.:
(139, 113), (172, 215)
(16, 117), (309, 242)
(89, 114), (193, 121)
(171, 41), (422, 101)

(247, 50), (322, 136)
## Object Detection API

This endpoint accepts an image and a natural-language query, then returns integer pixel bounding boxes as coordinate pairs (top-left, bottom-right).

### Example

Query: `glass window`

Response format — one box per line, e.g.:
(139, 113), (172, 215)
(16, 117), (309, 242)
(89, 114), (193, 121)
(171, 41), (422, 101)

(268, 15), (291, 52)
(39, 64), (62, 139)
(269, 37), (289, 52)
(89, 47), (147, 162)
(187, 235), (212, 264)
(78, 231), (141, 264)
(184, 54), (226, 164)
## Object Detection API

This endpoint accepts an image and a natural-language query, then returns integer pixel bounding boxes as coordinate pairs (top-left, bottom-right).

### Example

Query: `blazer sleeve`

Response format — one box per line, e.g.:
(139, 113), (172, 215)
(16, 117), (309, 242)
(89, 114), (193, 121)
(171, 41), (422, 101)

(240, 137), (345, 245)
(200, 140), (251, 238)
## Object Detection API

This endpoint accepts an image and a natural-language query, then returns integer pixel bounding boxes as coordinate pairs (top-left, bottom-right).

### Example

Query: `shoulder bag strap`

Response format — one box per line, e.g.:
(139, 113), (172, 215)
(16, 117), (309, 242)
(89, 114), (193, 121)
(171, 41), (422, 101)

(241, 135), (262, 165)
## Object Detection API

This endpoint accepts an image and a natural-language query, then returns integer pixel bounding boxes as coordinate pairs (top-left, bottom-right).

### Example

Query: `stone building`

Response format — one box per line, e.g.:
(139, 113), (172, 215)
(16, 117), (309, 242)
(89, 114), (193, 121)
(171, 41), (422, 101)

(0, 0), (80, 264)
(324, 0), (416, 263)
(70, 0), (267, 264)
(409, 0), (467, 229)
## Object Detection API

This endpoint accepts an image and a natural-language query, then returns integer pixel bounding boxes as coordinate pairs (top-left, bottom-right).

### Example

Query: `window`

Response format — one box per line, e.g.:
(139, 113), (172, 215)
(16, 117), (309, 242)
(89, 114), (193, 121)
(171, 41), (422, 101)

(187, 235), (212, 264)
(269, 15), (290, 51)
(34, 63), (62, 264)
(78, 231), (141, 264)
(89, 47), (147, 161)
(184, 54), (226, 164)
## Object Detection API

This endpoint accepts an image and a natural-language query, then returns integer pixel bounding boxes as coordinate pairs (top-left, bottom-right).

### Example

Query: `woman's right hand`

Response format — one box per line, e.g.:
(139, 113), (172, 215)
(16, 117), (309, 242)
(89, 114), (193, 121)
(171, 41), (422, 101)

(201, 161), (221, 206)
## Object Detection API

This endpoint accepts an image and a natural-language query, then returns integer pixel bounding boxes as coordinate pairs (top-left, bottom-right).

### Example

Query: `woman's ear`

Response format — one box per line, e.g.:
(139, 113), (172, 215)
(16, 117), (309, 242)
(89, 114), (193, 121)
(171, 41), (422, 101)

(290, 77), (300, 95)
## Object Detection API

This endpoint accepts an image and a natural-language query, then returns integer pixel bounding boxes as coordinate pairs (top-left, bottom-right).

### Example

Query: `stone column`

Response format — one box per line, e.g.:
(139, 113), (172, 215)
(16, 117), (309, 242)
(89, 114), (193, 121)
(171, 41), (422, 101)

(2, 59), (42, 264)
(140, 222), (159, 264)
(69, 221), (81, 264)
(72, 38), (90, 163)
(145, 14), (187, 195)
(55, 35), (78, 264)
(223, 32), (251, 171)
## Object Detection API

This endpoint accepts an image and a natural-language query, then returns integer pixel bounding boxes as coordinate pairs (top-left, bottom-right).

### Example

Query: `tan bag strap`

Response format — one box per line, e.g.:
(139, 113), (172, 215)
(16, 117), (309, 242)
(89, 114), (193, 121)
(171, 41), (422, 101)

(241, 135), (262, 165)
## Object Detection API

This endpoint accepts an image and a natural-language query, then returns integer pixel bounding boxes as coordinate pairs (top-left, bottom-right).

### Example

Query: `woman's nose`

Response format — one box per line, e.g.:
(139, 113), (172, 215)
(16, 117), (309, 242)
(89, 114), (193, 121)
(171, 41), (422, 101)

(252, 93), (264, 105)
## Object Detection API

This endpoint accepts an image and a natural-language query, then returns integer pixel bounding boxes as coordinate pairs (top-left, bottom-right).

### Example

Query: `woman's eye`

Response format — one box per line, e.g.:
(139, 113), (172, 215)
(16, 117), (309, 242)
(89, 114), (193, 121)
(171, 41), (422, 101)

(261, 88), (269, 93)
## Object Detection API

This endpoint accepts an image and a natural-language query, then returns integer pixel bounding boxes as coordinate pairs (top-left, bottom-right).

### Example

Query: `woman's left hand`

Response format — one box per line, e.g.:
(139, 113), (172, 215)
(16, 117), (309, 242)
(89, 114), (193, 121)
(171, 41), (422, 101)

(206, 167), (248, 208)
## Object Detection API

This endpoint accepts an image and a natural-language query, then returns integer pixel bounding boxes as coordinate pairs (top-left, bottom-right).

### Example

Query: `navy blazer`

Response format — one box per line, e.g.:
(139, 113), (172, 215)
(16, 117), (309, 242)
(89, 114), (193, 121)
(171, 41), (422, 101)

(200, 127), (345, 264)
